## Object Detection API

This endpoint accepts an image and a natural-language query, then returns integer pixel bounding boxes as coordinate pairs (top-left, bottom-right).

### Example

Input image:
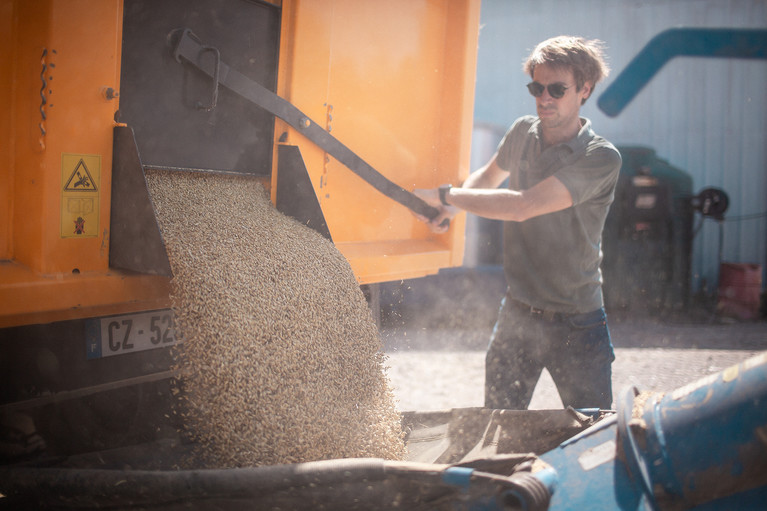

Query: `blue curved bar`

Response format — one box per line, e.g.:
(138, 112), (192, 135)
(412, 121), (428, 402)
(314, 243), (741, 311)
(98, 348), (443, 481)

(598, 28), (767, 117)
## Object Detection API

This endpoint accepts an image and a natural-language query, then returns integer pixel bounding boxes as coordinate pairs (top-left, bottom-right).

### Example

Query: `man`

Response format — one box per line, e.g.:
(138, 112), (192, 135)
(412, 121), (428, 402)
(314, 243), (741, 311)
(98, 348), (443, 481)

(415, 36), (621, 410)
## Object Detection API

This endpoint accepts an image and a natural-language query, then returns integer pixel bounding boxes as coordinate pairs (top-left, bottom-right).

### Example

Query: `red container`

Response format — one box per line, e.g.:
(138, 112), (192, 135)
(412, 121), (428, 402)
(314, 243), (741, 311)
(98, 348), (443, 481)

(717, 263), (763, 320)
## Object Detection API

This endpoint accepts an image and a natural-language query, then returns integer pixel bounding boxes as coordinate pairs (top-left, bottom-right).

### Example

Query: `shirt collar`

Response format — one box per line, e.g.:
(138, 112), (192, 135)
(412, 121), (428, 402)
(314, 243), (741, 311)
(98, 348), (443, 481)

(572, 117), (594, 150)
(531, 117), (594, 153)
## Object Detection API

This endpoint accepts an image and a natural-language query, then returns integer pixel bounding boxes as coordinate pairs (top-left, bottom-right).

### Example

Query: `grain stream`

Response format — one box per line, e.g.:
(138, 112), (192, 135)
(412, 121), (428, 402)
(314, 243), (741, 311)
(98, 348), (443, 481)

(146, 170), (406, 468)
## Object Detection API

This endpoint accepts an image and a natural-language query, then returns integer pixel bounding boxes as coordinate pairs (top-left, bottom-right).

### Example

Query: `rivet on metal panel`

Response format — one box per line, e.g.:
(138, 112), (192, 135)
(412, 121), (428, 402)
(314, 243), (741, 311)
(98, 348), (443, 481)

(102, 87), (120, 100)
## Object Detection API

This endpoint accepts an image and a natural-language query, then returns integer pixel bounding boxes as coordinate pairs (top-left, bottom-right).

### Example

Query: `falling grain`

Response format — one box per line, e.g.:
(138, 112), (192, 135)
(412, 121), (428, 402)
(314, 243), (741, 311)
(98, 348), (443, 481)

(145, 170), (406, 468)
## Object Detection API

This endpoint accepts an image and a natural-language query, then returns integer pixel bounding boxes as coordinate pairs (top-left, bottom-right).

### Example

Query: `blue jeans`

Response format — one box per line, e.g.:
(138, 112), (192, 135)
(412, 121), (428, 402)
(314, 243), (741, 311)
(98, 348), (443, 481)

(484, 296), (615, 410)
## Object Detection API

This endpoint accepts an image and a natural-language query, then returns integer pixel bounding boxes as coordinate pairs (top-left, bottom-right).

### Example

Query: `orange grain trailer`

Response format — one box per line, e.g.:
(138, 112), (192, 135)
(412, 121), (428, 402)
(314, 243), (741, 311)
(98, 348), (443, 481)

(0, 0), (479, 457)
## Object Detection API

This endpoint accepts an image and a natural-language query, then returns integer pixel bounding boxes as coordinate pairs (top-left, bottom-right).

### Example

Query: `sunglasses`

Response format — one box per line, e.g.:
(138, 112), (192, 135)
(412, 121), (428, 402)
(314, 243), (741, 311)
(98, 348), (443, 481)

(526, 81), (570, 99)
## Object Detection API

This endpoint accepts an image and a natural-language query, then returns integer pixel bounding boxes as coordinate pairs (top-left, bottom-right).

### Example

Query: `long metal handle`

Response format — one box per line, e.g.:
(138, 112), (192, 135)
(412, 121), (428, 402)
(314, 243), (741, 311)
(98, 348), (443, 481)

(172, 28), (444, 222)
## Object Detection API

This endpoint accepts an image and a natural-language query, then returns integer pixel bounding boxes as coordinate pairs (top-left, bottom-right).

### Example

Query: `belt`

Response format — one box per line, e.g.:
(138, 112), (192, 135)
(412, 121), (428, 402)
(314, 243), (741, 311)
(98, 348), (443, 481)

(508, 298), (566, 322)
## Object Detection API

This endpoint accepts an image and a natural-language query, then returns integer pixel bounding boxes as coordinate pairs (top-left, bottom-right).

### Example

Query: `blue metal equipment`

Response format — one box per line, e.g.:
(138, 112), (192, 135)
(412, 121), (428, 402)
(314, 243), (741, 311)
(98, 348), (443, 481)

(540, 352), (767, 510)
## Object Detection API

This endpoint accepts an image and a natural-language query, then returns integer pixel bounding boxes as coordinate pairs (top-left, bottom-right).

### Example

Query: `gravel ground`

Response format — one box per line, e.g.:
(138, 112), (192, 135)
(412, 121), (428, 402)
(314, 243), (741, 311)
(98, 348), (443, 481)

(382, 320), (767, 412)
(378, 267), (767, 412)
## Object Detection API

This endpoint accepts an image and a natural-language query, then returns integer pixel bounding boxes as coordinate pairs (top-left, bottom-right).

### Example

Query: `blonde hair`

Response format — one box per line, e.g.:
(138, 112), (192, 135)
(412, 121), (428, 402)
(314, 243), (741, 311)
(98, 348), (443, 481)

(523, 36), (610, 103)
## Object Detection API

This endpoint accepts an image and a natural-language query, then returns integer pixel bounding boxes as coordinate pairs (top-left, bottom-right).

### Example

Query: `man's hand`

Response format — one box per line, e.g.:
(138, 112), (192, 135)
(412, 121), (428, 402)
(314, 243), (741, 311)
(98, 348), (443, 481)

(413, 188), (458, 234)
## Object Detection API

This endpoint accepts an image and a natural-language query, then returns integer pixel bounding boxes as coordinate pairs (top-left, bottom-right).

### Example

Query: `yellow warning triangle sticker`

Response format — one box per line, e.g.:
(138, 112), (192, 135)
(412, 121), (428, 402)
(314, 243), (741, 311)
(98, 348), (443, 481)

(63, 159), (98, 192)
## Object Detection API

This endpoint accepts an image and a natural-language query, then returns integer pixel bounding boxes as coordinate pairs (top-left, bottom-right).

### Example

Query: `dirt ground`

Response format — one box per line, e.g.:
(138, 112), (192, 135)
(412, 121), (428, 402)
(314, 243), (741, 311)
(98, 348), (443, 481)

(383, 333), (765, 412)
(377, 268), (767, 412)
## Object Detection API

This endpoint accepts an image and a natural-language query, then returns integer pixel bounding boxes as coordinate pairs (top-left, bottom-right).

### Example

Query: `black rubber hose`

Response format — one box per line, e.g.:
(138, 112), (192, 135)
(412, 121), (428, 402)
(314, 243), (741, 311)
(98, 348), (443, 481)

(0, 458), (389, 508)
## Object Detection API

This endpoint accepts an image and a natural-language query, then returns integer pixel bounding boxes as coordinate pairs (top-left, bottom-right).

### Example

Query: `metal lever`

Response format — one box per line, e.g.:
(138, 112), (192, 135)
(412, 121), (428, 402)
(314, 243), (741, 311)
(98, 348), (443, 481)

(171, 28), (446, 225)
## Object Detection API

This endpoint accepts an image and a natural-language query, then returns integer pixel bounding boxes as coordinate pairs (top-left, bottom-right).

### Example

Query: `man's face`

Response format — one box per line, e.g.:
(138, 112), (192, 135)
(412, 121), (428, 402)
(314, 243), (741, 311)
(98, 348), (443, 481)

(531, 64), (591, 132)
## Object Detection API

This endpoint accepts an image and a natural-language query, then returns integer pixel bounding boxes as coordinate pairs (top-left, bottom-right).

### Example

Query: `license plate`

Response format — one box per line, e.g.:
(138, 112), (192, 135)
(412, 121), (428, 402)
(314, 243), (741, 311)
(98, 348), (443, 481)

(86, 310), (183, 359)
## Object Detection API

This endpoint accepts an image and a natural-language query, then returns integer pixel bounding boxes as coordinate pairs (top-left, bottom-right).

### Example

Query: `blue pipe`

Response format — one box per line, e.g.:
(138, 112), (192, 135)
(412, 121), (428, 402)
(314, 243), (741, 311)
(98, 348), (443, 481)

(541, 352), (767, 510)
(622, 352), (767, 509)
(598, 28), (767, 117)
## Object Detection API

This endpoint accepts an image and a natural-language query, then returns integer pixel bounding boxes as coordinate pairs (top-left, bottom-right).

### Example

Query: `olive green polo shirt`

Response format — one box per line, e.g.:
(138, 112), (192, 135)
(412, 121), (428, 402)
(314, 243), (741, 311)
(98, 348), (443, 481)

(495, 115), (621, 313)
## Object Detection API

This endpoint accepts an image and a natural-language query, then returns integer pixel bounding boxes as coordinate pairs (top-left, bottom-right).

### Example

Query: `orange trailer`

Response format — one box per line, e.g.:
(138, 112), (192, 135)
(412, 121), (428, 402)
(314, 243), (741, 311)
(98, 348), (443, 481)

(0, 0), (479, 456)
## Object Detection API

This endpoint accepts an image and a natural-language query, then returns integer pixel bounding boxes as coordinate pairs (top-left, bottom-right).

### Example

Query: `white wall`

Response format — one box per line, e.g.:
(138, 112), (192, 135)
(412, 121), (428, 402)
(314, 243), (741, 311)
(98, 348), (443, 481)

(472, 0), (767, 293)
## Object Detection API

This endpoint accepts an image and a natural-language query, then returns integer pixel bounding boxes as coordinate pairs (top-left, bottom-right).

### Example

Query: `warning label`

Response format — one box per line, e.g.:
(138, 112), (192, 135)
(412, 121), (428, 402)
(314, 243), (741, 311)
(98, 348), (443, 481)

(61, 153), (101, 238)
(63, 158), (98, 192)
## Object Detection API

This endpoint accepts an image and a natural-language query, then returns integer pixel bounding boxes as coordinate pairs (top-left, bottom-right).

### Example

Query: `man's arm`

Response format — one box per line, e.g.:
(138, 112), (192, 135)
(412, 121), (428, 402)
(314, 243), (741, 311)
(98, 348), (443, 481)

(414, 155), (573, 231)
(462, 157), (509, 189)
(448, 173), (573, 222)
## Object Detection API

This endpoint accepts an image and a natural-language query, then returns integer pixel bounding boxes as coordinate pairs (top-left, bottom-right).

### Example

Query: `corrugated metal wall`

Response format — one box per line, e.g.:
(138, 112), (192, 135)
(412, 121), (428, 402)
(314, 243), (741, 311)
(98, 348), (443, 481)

(471, 0), (767, 297)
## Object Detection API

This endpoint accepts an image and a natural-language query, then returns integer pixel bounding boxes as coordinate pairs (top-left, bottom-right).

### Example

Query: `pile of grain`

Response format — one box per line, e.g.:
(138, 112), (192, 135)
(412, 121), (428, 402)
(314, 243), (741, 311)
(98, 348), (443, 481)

(145, 169), (406, 468)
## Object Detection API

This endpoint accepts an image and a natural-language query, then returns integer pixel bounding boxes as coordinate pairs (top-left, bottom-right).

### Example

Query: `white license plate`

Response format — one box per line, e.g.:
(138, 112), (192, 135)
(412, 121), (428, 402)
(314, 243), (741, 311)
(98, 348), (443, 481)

(86, 310), (182, 359)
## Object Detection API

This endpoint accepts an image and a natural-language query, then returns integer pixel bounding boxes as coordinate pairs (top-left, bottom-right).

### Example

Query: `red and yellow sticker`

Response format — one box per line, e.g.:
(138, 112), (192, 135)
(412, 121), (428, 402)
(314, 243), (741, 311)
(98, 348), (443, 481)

(61, 153), (100, 238)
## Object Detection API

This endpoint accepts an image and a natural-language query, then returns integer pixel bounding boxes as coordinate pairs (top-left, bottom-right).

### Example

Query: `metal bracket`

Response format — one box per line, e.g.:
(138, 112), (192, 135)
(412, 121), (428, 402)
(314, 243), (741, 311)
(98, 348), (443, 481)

(194, 45), (220, 111)
(110, 125), (173, 276)
(276, 145), (332, 240)
(171, 28), (443, 222)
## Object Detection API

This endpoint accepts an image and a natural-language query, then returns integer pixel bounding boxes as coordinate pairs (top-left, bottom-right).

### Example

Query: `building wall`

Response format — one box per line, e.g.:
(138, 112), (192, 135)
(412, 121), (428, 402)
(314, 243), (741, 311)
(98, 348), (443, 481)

(471, 0), (767, 295)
